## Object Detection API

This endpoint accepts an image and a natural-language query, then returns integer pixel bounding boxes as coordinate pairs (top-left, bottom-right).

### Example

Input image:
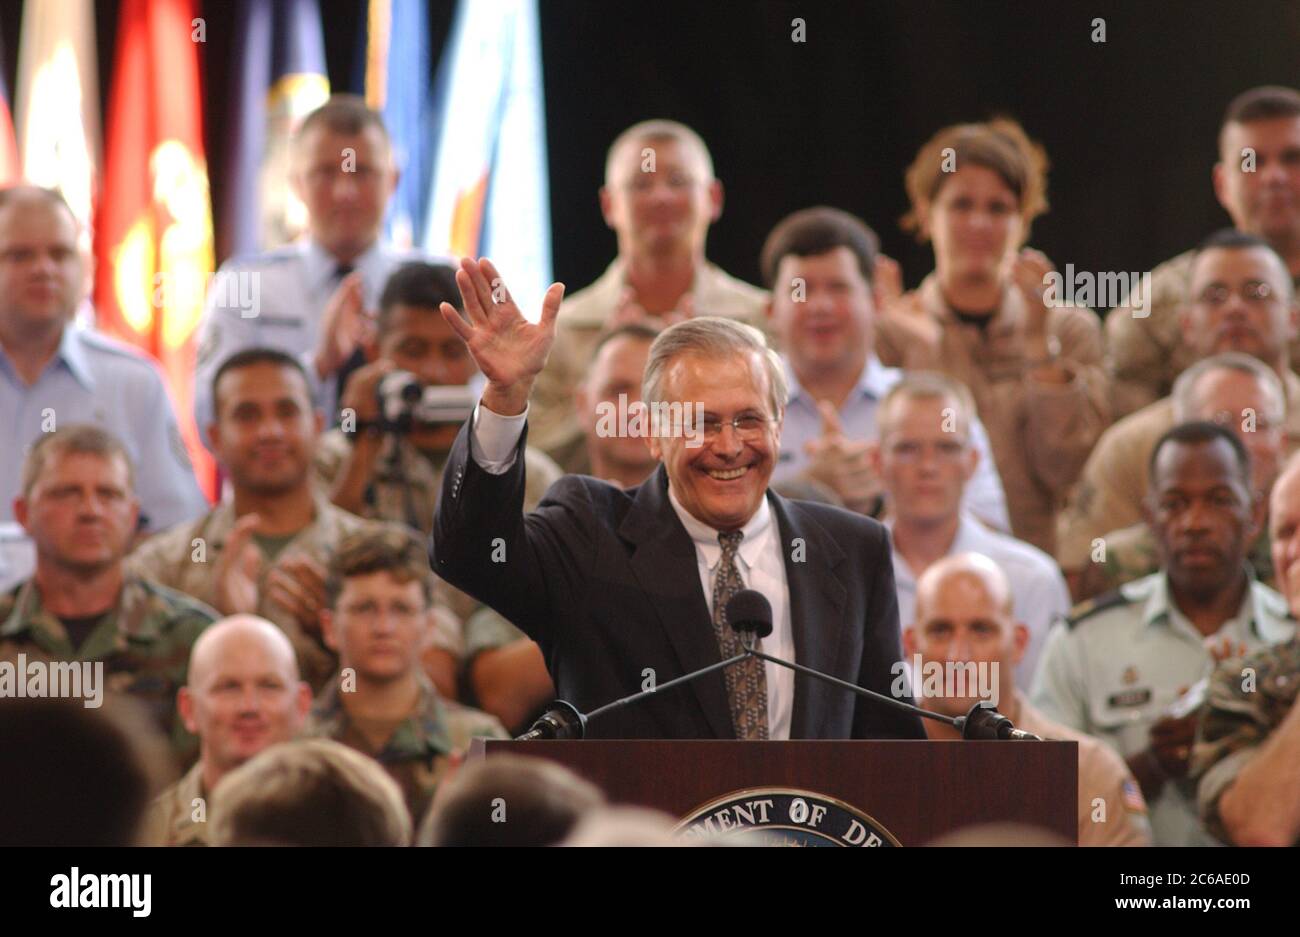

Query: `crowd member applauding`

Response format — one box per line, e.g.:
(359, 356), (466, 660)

(761, 205), (1008, 529)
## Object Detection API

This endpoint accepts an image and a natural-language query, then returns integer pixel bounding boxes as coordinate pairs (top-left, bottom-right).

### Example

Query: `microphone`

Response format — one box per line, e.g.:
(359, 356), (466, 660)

(725, 588), (773, 641)
(958, 703), (1042, 741)
(723, 589), (1040, 741)
(515, 700), (587, 741)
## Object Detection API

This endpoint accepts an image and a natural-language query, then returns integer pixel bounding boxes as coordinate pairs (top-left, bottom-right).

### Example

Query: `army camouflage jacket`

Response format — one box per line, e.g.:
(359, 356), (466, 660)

(1192, 635), (1300, 844)
(307, 674), (507, 822)
(0, 575), (216, 765)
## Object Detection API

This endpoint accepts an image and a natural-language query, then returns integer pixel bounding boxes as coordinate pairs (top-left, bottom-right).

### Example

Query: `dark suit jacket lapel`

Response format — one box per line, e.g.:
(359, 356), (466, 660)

(771, 494), (848, 738)
(617, 466), (735, 739)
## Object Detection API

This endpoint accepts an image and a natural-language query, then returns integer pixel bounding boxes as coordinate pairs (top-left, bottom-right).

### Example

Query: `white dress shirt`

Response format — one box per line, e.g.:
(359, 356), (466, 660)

(471, 402), (795, 738)
(888, 511), (1071, 688)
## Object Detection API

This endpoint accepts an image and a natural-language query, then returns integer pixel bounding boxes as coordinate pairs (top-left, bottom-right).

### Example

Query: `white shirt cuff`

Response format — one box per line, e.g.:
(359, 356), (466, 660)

(471, 401), (528, 474)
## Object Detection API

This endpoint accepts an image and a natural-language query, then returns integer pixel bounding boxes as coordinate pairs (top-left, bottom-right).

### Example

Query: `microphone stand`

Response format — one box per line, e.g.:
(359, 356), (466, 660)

(742, 636), (1040, 740)
(514, 651), (750, 740)
(516, 639), (1040, 741)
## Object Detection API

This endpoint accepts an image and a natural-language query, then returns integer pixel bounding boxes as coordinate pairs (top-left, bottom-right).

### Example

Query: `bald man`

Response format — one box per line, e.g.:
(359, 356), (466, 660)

(141, 615), (312, 846)
(905, 553), (1151, 846)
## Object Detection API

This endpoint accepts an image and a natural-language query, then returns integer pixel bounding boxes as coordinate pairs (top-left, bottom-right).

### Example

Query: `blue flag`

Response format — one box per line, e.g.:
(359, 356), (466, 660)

(357, 0), (435, 249)
(221, 0), (329, 261)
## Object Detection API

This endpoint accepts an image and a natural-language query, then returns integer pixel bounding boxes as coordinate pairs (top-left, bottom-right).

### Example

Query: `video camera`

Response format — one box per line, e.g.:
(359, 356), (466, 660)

(376, 371), (476, 434)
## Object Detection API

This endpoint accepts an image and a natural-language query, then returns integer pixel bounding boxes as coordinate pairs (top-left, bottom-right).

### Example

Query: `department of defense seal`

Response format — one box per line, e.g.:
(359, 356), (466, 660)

(675, 788), (900, 846)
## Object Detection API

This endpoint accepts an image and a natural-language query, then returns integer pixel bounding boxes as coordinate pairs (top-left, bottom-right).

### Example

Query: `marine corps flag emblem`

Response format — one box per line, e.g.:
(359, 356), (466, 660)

(94, 0), (216, 499)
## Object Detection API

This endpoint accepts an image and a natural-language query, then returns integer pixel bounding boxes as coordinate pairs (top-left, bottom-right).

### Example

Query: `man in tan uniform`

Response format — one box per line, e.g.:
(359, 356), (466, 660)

(1058, 231), (1300, 593)
(309, 528), (507, 823)
(128, 349), (447, 692)
(1191, 452), (1300, 846)
(529, 119), (768, 471)
(142, 615), (312, 846)
(1076, 354), (1287, 600)
(905, 553), (1151, 846)
(1107, 86), (1300, 418)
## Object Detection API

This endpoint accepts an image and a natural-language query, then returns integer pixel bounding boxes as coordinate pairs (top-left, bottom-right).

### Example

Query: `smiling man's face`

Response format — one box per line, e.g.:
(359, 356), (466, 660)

(648, 350), (781, 532)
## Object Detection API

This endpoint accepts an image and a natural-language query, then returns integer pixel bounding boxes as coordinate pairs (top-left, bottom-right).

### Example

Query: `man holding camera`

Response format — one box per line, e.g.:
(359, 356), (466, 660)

(312, 263), (561, 719)
(313, 262), (562, 535)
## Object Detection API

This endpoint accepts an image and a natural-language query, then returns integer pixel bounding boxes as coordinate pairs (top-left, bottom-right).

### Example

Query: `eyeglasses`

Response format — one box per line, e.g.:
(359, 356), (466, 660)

(1195, 281), (1277, 307)
(699, 414), (774, 441)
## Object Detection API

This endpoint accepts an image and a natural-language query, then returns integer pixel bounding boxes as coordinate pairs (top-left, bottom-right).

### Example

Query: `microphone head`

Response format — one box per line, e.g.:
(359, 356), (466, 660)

(726, 589), (773, 639)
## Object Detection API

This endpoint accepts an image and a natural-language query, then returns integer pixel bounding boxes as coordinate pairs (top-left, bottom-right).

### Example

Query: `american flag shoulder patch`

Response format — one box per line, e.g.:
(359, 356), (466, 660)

(1122, 779), (1147, 814)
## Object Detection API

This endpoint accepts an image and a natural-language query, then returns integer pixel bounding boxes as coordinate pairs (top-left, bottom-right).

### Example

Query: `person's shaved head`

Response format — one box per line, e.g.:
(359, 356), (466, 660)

(914, 552), (1014, 622)
(178, 616), (312, 788)
(188, 615), (298, 686)
(906, 553), (1024, 721)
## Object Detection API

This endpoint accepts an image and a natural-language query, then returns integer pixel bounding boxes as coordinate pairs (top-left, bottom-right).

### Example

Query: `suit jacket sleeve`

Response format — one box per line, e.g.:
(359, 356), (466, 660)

(429, 414), (595, 654)
(853, 522), (926, 740)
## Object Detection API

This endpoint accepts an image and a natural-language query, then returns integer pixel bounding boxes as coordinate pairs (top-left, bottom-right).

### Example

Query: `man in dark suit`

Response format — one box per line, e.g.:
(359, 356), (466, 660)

(430, 257), (923, 741)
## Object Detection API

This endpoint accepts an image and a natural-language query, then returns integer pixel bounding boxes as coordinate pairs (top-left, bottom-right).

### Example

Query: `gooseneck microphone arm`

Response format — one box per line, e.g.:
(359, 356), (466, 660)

(730, 589), (1040, 741)
(583, 651), (751, 725)
(514, 652), (752, 740)
(516, 588), (1041, 742)
(742, 645), (962, 730)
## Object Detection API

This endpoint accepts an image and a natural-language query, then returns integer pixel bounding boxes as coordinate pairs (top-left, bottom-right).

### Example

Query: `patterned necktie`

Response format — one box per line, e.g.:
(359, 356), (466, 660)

(712, 531), (769, 740)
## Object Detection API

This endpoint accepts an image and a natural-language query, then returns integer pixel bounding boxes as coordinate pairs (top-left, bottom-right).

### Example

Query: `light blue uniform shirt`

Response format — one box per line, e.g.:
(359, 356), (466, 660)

(192, 240), (433, 441)
(774, 355), (1011, 532)
(0, 325), (209, 533)
(889, 511), (1071, 688)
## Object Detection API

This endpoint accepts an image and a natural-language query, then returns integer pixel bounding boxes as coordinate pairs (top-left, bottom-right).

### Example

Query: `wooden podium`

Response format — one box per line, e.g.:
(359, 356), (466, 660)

(469, 739), (1078, 845)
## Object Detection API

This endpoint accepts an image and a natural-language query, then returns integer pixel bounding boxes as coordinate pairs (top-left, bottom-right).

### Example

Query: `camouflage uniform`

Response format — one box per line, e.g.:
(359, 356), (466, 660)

(1078, 521), (1276, 601)
(0, 576), (216, 766)
(307, 674), (508, 823)
(313, 430), (564, 628)
(1191, 635), (1300, 844)
(1104, 249), (1300, 419)
(140, 761), (210, 846)
(1015, 693), (1152, 846)
(126, 493), (431, 691)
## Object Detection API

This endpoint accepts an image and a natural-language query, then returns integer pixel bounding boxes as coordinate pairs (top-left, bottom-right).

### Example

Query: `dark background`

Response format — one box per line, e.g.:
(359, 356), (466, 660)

(2, 0), (1298, 305)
